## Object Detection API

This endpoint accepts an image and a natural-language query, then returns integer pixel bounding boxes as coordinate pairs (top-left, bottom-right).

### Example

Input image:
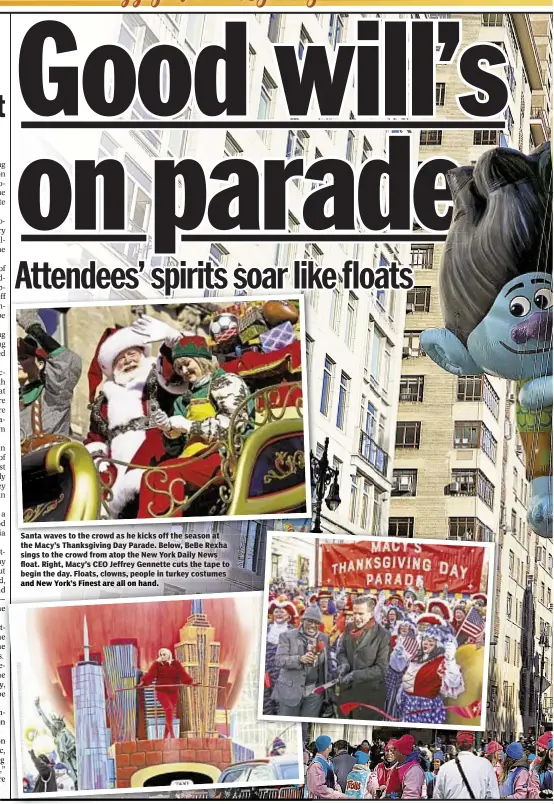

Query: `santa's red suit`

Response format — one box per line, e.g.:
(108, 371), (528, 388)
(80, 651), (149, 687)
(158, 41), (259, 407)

(85, 328), (179, 518)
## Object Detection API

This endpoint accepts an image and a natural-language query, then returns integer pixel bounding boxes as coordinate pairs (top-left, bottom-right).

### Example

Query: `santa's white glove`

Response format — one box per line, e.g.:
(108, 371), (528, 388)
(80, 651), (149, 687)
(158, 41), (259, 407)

(444, 641), (457, 661)
(131, 314), (180, 346)
(151, 409), (172, 432)
(168, 415), (192, 434)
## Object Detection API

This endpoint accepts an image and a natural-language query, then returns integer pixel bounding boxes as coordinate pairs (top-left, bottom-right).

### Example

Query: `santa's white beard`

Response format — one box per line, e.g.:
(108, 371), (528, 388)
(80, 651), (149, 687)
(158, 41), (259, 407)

(113, 363), (144, 387)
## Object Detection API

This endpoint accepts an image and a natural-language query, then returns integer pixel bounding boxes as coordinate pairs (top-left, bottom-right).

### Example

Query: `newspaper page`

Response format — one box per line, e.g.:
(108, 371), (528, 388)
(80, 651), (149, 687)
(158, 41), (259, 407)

(0, 1), (552, 801)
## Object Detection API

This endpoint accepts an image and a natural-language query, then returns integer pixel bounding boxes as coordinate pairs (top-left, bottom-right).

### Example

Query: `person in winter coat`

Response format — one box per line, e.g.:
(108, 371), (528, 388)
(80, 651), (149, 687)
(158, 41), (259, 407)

(138, 648), (196, 738)
(306, 736), (349, 800)
(344, 751), (372, 799)
(392, 734), (426, 799)
(499, 742), (530, 799)
(425, 751), (444, 797)
(528, 738), (553, 799)
(333, 741), (356, 792)
(367, 740), (401, 799)
(486, 740), (504, 783)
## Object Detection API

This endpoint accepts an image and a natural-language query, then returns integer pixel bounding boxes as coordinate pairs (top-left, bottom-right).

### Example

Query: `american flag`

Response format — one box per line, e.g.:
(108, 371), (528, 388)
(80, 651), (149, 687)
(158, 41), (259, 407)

(401, 633), (419, 659)
(445, 699), (482, 719)
(457, 607), (484, 642)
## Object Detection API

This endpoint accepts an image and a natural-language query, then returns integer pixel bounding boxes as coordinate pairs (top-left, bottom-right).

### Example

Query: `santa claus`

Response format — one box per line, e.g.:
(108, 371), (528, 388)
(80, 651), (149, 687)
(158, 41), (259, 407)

(85, 320), (187, 519)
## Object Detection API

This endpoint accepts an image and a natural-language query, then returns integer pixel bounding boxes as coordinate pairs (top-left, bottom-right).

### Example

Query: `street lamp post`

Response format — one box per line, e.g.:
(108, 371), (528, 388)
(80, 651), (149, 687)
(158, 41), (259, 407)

(310, 437), (341, 534)
(537, 624), (551, 737)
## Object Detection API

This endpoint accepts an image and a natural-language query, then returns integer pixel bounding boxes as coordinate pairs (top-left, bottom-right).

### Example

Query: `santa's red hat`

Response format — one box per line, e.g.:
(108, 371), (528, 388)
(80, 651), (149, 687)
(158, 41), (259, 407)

(97, 327), (150, 381)
(427, 598), (451, 622)
(417, 612), (445, 629)
(471, 593), (487, 605)
(413, 601), (426, 613)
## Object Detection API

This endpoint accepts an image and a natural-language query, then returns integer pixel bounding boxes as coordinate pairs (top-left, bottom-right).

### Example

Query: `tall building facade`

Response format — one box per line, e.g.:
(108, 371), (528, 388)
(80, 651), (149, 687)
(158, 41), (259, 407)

(72, 618), (111, 790)
(174, 600), (221, 737)
(389, 12), (552, 739)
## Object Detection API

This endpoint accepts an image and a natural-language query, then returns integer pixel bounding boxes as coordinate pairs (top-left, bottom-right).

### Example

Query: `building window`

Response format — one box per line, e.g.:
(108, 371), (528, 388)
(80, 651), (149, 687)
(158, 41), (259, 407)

(320, 355), (335, 416)
(349, 474), (359, 522)
(504, 637), (510, 663)
(328, 13), (345, 49)
(507, 593), (512, 618)
(396, 421), (421, 448)
(389, 517), (414, 538)
(399, 375), (424, 403)
(406, 287), (431, 313)
(436, 83), (446, 106)
(257, 70), (277, 145)
(336, 371), (350, 431)
(237, 521), (262, 572)
(224, 132), (243, 158)
(410, 244), (434, 268)
(473, 130), (498, 146)
(456, 376), (499, 418)
(298, 25), (311, 59)
(420, 130), (443, 146)
(505, 107), (514, 137)
(332, 456), (343, 487)
(392, 469), (418, 496)
(329, 277), (343, 333)
(509, 550), (514, 575)
(345, 293), (358, 349)
(267, 13), (282, 43)
(361, 137), (373, 162)
(450, 469), (495, 508)
(271, 553), (280, 579)
(286, 129), (309, 160)
(275, 212), (299, 271)
(359, 478), (371, 530)
(305, 334), (314, 373)
(346, 130), (357, 163)
(370, 327), (384, 383)
(448, 517), (493, 542)
(454, 421), (497, 462)
(403, 331), (422, 358)
(481, 13), (504, 26)
(304, 244), (324, 308)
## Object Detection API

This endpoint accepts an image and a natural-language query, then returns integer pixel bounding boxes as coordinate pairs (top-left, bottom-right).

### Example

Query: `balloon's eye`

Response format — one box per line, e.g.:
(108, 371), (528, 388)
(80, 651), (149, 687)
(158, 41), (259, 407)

(509, 296), (531, 317)
(534, 288), (553, 310)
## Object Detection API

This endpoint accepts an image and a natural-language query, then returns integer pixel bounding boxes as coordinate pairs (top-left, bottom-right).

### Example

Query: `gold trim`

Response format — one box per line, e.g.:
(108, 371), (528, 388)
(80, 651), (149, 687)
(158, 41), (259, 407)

(44, 441), (102, 521)
(226, 416), (305, 516)
(264, 449), (305, 485)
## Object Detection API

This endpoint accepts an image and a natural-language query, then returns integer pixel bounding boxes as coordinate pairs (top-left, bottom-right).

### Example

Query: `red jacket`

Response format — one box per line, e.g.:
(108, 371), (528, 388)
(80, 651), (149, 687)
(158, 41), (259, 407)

(139, 660), (194, 695)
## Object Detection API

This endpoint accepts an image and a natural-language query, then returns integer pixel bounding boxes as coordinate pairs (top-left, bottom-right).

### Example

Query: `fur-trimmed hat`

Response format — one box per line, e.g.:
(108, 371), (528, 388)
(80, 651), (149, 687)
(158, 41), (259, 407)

(427, 598), (451, 622)
(417, 612), (446, 629)
(98, 327), (150, 381)
(269, 596), (297, 620)
(471, 593), (487, 605)
(413, 601), (426, 613)
(386, 593), (404, 608)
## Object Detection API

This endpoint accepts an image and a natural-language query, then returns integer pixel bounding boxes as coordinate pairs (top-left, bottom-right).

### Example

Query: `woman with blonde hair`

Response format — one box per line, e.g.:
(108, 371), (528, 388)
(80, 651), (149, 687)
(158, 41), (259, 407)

(138, 648), (197, 739)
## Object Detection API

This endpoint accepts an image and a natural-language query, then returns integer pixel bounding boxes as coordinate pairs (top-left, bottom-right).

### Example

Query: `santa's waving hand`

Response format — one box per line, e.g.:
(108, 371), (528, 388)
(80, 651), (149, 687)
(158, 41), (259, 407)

(131, 314), (184, 346)
(85, 326), (176, 519)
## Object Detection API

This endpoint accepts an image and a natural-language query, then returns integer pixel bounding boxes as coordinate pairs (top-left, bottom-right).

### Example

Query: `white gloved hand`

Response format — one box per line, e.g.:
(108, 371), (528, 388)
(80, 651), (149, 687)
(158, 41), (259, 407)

(151, 409), (172, 432)
(168, 415), (192, 433)
(444, 641), (457, 661)
(131, 314), (180, 345)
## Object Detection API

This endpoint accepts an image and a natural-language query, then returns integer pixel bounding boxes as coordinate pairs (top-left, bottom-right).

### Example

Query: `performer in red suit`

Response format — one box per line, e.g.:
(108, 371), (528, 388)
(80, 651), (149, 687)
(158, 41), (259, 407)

(85, 325), (186, 518)
(138, 648), (196, 739)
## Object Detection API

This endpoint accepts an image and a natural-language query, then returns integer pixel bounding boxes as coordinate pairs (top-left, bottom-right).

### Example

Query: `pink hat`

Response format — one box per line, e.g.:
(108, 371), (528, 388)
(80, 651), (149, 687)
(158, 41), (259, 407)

(538, 732), (553, 749)
(394, 735), (414, 755)
(486, 741), (502, 755)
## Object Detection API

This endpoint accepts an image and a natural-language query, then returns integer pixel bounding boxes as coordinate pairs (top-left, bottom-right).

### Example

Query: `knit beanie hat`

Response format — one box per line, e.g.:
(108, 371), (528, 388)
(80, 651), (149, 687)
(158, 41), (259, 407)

(433, 751), (444, 762)
(538, 732), (553, 749)
(315, 735), (332, 752)
(354, 750), (370, 765)
(172, 335), (212, 361)
(506, 742), (524, 760)
(395, 734), (415, 755)
(548, 739), (553, 751)
(486, 740), (502, 755)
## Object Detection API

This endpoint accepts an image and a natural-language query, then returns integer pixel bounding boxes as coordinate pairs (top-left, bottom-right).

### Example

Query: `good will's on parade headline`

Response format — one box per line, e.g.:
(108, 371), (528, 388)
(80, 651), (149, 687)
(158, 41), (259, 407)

(18, 19), (510, 253)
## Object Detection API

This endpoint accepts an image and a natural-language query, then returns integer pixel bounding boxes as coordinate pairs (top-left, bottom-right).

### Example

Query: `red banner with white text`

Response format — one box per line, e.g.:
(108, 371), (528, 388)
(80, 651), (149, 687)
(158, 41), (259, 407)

(320, 541), (486, 594)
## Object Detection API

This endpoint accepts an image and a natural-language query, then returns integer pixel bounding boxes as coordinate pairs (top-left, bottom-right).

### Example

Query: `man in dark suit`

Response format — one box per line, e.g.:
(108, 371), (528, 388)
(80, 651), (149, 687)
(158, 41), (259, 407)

(336, 595), (391, 720)
(272, 606), (330, 718)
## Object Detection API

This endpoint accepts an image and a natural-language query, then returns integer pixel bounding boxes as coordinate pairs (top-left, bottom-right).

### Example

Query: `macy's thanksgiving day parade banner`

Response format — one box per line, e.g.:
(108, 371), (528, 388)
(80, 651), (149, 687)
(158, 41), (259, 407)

(321, 541), (486, 594)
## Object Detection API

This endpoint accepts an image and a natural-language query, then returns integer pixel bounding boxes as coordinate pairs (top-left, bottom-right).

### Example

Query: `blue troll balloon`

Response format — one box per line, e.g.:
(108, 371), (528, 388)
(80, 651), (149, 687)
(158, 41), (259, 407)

(421, 144), (552, 538)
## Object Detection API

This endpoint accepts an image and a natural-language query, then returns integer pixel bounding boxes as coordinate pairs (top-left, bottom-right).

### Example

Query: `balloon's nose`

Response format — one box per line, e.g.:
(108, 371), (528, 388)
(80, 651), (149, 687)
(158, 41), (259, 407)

(511, 310), (552, 344)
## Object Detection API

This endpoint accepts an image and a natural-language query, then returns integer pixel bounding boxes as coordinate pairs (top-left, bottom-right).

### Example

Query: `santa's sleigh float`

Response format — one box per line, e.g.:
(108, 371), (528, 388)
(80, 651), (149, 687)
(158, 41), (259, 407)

(21, 343), (306, 523)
